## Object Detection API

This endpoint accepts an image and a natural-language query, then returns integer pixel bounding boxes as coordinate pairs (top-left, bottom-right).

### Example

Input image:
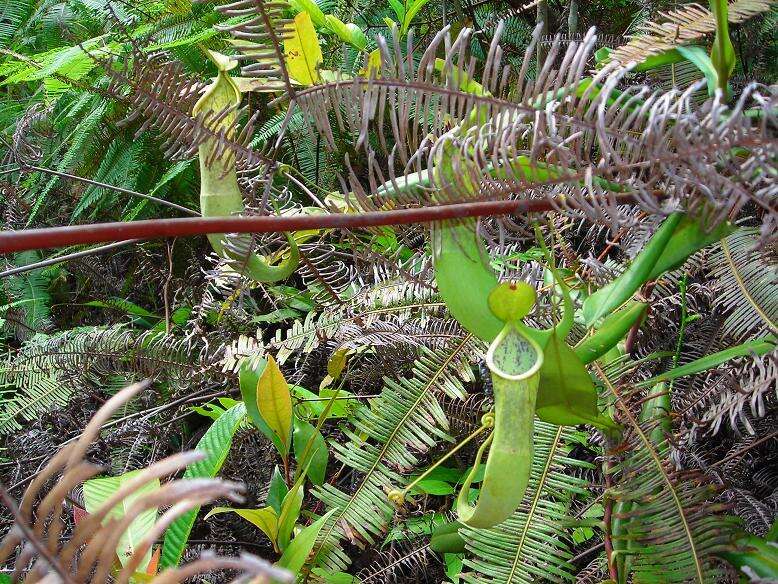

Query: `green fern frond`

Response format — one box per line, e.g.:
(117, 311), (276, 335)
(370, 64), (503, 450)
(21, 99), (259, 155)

(712, 228), (778, 341)
(460, 423), (591, 584)
(268, 281), (442, 364)
(310, 335), (481, 572)
(4, 250), (53, 336)
(600, 370), (740, 583)
(73, 136), (145, 219)
(0, 327), (216, 434)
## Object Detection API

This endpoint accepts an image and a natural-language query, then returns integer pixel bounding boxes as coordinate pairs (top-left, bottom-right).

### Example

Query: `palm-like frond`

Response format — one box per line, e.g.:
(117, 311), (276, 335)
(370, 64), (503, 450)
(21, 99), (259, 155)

(292, 24), (776, 239)
(460, 424), (591, 584)
(0, 327), (218, 434)
(711, 228), (778, 341)
(608, 0), (777, 66)
(599, 369), (741, 583)
(310, 336), (481, 572)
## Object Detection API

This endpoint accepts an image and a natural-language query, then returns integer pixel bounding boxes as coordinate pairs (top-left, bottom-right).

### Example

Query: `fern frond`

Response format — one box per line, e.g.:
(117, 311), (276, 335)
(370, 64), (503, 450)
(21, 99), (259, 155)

(295, 24), (777, 239)
(0, 327), (218, 434)
(310, 335), (481, 572)
(3, 250), (53, 337)
(268, 280), (444, 363)
(461, 424), (591, 584)
(210, 0), (296, 95)
(711, 228), (778, 341)
(598, 366), (741, 583)
(608, 0), (777, 66)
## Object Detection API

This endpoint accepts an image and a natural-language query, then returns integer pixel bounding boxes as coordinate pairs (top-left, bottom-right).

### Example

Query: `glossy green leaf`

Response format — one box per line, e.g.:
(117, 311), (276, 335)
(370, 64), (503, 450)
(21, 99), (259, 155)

(257, 355), (293, 455)
(536, 330), (618, 429)
(267, 465), (289, 515)
(648, 216), (736, 279)
(310, 568), (357, 583)
(583, 212), (683, 326)
(410, 479), (455, 496)
(677, 45), (719, 96)
(278, 469), (307, 551)
(324, 15), (367, 50)
(83, 470), (161, 572)
(288, 0), (326, 27)
(160, 403), (246, 567)
(277, 509), (337, 573)
(431, 521), (466, 554)
(240, 358), (285, 453)
(293, 418), (329, 486)
(638, 337), (775, 387)
(575, 302), (647, 364)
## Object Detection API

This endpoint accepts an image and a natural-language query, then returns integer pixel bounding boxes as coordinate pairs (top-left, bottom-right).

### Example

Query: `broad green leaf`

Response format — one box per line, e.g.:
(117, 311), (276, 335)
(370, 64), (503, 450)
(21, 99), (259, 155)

(575, 302), (647, 364)
(410, 479), (455, 495)
(637, 337), (775, 387)
(83, 470), (161, 571)
(536, 330), (618, 429)
(648, 216), (735, 279)
(257, 355), (293, 454)
(205, 507), (278, 547)
(431, 521), (466, 553)
(278, 479), (304, 552)
(677, 45), (719, 96)
(324, 15), (367, 50)
(284, 12), (322, 85)
(293, 418), (329, 485)
(310, 568), (357, 583)
(319, 388), (356, 419)
(239, 358), (285, 453)
(288, 0), (326, 26)
(160, 403), (246, 567)
(277, 509), (337, 573)
(583, 212), (683, 326)
(268, 465), (289, 515)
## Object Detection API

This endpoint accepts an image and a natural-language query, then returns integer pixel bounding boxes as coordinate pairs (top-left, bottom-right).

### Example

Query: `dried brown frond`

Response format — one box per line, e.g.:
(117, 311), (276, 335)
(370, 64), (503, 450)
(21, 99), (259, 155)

(0, 381), (292, 584)
(209, 0), (296, 98)
(292, 24), (777, 240)
(608, 0), (777, 66)
(102, 47), (276, 173)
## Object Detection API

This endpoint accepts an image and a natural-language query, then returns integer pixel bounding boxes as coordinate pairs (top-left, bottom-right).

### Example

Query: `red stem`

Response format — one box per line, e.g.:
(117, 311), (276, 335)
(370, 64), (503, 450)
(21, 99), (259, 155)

(0, 193), (651, 253)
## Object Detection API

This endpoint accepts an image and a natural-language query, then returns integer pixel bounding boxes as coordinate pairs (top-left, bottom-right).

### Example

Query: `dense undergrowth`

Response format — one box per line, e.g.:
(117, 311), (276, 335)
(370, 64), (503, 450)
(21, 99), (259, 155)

(0, 0), (776, 582)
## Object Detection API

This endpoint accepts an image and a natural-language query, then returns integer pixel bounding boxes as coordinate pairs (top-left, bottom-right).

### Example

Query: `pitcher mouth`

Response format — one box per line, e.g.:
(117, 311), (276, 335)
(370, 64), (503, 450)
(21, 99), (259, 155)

(485, 322), (544, 382)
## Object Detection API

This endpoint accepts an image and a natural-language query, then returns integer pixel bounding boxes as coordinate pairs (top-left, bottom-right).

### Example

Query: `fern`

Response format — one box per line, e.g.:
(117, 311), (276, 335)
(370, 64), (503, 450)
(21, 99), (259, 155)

(311, 336), (480, 571)
(607, 0), (777, 66)
(3, 250), (53, 336)
(0, 327), (217, 434)
(711, 228), (778, 341)
(460, 424), (591, 584)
